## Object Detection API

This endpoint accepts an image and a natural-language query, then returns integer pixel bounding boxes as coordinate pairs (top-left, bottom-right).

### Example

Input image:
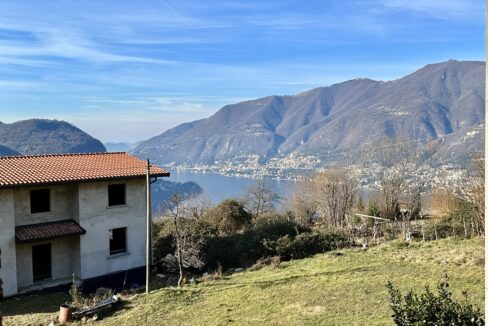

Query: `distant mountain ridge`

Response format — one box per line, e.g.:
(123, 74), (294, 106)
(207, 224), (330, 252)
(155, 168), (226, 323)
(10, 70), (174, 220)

(0, 119), (106, 155)
(133, 60), (484, 166)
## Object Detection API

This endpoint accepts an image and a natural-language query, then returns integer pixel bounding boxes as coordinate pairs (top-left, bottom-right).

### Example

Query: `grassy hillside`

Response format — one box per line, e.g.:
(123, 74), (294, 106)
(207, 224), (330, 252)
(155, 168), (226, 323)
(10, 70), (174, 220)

(1, 238), (483, 325)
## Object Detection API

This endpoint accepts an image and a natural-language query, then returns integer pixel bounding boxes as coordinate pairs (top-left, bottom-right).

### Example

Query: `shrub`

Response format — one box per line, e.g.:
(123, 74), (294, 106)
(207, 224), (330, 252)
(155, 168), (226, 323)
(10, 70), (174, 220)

(253, 218), (309, 239)
(154, 213), (340, 271)
(264, 232), (351, 260)
(153, 217), (217, 269)
(386, 275), (484, 325)
(201, 220), (306, 269)
(203, 199), (252, 235)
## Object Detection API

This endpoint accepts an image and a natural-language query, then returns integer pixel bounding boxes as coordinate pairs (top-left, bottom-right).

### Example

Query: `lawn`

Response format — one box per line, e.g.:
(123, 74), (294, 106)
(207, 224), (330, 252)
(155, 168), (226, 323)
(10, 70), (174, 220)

(1, 238), (484, 325)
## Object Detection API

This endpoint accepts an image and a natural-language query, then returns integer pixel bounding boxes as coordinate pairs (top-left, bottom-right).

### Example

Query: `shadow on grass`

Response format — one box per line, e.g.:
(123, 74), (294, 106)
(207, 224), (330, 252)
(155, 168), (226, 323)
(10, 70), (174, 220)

(0, 292), (70, 317)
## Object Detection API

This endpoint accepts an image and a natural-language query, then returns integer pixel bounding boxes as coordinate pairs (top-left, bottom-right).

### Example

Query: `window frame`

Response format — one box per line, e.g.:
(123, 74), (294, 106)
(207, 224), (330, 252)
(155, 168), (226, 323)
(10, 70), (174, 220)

(30, 188), (51, 214)
(109, 227), (127, 255)
(107, 183), (127, 207)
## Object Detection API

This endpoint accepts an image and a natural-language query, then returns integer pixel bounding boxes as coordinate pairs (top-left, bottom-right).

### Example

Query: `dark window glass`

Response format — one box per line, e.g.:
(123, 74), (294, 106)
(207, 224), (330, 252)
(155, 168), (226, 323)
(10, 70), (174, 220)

(109, 227), (127, 255)
(30, 189), (51, 214)
(108, 184), (126, 206)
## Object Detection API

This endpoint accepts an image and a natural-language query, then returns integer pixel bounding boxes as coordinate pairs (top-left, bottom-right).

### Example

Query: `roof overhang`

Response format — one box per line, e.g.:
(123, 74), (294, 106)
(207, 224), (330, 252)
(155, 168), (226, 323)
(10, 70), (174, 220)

(0, 172), (170, 190)
(15, 219), (86, 243)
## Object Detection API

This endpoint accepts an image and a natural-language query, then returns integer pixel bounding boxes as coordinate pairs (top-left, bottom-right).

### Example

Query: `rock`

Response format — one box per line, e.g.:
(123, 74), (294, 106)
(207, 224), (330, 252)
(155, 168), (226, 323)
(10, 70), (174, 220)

(440, 260), (448, 264)
(189, 278), (196, 284)
(92, 314), (98, 321)
(234, 268), (244, 272)
(95, 287), (112, 296)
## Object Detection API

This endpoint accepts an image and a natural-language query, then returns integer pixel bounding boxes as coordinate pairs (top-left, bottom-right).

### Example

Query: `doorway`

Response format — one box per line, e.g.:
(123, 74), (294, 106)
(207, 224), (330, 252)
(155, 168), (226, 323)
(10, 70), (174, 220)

(32, 243), (52, 282)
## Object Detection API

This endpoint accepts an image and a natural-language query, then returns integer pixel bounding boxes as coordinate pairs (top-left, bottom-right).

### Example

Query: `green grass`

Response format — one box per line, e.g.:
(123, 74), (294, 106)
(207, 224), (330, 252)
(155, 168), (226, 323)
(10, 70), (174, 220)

(1, 238), (484, 325)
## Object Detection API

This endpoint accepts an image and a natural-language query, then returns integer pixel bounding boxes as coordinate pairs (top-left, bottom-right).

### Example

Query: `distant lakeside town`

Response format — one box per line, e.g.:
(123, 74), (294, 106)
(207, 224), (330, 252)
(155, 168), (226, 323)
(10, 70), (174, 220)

(168, 153), (467, 191)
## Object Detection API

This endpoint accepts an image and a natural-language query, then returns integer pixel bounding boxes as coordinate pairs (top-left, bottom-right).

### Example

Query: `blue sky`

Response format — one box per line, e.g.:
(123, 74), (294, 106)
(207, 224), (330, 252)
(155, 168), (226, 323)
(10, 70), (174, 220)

(0, 0), (484, 142)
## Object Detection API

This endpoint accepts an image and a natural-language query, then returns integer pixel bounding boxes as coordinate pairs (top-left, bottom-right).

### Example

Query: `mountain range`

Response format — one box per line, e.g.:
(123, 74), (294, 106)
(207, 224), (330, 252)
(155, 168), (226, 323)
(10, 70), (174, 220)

(0, 119), (106, 155)
(133, 60), (484, 166)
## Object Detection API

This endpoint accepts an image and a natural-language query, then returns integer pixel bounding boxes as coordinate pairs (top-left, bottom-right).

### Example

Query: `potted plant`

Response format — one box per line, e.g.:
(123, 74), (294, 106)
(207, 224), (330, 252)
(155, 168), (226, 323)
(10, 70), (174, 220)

(59, 274), (82, 323)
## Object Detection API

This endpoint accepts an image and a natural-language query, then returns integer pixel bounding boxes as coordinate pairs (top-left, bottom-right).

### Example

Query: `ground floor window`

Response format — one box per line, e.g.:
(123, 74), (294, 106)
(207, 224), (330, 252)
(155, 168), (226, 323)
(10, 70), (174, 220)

(109, 227), (127, 255)
(32, 243), (52, 282)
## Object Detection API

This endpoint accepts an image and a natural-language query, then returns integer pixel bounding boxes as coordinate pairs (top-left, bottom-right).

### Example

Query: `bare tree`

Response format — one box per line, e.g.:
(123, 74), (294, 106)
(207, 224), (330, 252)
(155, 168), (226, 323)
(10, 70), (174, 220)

(399, 183), (423, 240)
(242, 179), (280, 217)
(367, 137), (421, 221)
(163, 194), (204, 287)
(459, 154), (484, 236)
(289, 179), (318, 226)
(427, 188), (457, 217)
(312, 168), (358, 229)
(185, 193), (213, 220)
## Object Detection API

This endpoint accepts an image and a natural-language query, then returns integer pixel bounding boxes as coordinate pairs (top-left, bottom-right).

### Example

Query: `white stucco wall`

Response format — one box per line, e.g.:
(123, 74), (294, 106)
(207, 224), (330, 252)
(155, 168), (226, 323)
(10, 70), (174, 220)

(78, 179), (147, 279)
(0, 178), (147, 295)
(14, 184), (79, 226)
(0, 189), (18, 297)
(15, 237), (80, 290)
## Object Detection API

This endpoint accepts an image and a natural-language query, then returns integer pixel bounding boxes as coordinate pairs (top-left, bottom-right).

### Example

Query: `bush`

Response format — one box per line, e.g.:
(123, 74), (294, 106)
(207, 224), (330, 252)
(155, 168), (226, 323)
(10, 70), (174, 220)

(153, 218), (217, 266)
(203, 199), (252, 235)
(253, 218), (309, 239)
(153, 211), (347, 271)
(264, 232), (351, 260)
(202, 220), (304, 269)
(386, 275), (484, 325)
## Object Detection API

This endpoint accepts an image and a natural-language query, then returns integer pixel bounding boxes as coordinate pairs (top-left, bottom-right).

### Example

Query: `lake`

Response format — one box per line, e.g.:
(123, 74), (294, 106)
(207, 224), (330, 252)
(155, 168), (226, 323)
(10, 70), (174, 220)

(168, 170), (297, 210)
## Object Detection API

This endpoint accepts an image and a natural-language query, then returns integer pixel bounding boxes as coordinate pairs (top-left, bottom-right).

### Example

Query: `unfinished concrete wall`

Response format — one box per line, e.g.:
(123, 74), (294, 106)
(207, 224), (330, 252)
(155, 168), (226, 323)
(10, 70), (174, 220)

(78, 179), (146, 279)
(14, 184), (79, 226)
(0, 189), (17, 297)
(15, 237), (80, 290)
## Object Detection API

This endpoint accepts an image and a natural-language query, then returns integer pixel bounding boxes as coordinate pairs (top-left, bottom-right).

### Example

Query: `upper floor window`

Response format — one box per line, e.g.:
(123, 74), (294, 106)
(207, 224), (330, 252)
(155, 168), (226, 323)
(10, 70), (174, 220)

(108, 184), (126, 206)
(30, 189), (51, 214)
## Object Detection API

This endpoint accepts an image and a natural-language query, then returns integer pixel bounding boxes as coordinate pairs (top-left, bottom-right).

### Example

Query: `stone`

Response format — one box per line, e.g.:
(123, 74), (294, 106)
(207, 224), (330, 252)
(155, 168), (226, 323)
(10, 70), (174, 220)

(95, 287), (112, 296)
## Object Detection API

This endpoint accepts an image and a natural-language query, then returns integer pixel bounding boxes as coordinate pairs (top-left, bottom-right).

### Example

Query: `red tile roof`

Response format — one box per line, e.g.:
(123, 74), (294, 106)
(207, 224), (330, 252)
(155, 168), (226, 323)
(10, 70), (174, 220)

(0, 152), (169, 188)
(15, 219), (86, 243)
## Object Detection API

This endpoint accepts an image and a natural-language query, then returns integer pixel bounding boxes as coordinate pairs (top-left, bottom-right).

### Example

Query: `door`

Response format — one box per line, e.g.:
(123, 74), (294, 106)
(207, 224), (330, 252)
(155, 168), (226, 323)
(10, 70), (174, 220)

(32, 243), (52, 282)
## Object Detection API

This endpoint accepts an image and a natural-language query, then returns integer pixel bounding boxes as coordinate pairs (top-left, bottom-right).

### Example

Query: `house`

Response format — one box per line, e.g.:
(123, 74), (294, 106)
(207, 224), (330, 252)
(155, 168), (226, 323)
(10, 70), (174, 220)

(0, 152), (169, 297)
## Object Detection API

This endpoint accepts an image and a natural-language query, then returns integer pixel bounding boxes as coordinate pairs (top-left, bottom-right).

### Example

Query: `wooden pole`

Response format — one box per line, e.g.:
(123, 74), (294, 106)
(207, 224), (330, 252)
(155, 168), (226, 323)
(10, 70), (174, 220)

(146, 159), (151, 294)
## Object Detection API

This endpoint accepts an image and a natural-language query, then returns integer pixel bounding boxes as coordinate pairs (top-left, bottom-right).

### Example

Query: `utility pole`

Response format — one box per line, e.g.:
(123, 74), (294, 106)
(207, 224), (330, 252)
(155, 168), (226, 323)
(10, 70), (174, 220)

(146, 159), (151, 294)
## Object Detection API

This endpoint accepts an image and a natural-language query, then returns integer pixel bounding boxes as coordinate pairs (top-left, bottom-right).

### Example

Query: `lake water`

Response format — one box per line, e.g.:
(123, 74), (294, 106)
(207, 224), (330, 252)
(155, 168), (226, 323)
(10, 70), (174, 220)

(168, 170), (297, 209)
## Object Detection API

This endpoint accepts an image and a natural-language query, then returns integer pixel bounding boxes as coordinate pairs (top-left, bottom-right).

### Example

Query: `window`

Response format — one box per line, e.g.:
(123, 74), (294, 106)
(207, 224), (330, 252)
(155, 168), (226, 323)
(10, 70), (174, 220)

(109, 227), (127, 255)
(108, 184), (126, 206)
(30, 189), (51, 214)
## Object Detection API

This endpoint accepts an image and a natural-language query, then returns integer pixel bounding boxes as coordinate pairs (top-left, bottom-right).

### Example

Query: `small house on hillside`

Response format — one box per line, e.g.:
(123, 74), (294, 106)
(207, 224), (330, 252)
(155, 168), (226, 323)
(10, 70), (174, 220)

(0, 152), (169, 297)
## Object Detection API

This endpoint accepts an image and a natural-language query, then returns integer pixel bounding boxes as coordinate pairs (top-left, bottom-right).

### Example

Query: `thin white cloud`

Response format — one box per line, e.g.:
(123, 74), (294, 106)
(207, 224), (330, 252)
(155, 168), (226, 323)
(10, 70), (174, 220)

(0, 29), (175, 65)
(377, 0), (484, 19)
